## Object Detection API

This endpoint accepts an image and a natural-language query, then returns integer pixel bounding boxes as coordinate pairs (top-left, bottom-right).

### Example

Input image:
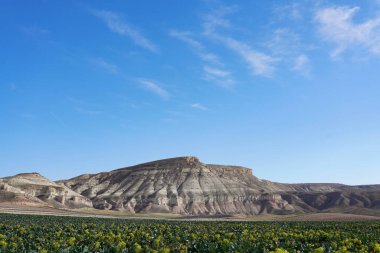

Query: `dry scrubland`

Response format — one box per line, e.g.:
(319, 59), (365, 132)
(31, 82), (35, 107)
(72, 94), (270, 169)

(1, 204), (380, 221)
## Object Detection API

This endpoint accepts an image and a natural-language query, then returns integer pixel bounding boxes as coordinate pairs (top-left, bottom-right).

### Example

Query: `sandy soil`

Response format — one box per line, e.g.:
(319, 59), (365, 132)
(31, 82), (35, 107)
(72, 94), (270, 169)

(0, 203), (379, 221)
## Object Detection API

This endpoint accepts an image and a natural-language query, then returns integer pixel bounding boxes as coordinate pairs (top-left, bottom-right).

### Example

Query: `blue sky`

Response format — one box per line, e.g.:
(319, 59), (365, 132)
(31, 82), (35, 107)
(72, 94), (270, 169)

(1, 0), (380, 184)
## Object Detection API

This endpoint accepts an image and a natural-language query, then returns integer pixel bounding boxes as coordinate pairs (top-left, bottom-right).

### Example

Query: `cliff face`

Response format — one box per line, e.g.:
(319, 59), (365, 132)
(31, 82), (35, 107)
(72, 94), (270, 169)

(0, 172), (92, 208)
(2, 157), (379, 215)
(60, 157), (295, 215)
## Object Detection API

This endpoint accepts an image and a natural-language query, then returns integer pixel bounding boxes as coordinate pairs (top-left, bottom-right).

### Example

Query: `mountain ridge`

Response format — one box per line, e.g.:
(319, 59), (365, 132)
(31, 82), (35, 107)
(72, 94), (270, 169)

(1, 156), (379, 216)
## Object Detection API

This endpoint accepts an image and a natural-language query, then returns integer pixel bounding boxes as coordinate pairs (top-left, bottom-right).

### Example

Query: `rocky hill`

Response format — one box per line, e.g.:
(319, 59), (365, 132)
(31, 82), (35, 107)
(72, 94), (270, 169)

(0, 172), (92, 208)
(59, 156), (380, 215)
(1, 156), (379, 216)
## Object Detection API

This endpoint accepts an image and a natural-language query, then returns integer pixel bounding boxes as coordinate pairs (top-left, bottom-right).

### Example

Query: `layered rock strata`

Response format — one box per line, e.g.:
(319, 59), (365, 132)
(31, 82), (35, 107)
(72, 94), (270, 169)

(2, 157), (379, 215)
(0, 172), (92, 208)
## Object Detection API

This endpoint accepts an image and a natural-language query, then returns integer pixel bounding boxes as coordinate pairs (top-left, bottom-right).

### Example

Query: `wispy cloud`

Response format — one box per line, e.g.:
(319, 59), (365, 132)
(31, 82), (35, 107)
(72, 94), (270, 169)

(292, 54), (311, 76)
(266, 28), (302, 57)
(170, 30), (220, 64)
(191, 103), (208, 111)
(203, 66), (230, 78)
(202, 5), (237, 35)
(93, 10), (158, 53)
(90, 58), (119, 74)
(202, 6), (276, 77)
(170, 29), (235, 86)
(137, 79), (170, 99)
(265, 28), (312, 76)
(203, 65), (235, 88)
(89, 58), (170, 99)
(315, 6), (380, 58)
(273, 3), (303, 21)
(220, 37), (276, 77)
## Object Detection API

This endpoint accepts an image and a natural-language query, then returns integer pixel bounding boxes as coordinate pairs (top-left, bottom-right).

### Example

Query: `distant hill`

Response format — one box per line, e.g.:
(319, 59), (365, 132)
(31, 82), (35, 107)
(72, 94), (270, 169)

(0, 172), (92, 208)
(1, 156), (379, 216)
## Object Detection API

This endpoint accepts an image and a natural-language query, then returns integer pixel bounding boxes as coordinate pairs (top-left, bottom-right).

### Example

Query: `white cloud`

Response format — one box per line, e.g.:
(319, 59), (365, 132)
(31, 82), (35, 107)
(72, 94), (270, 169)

(292, 54), (311, 76)
(266, 28), (302, 57)
(170, 30), (202, 49)
(90, 58), (119, 73)
(93, 10), (158, 53)
(202, 5), (237, 35)
(191, 103), (208, 111)
(315, 6), (380, 58)
(170, 30), (220, 64)
(202, 7), (276, 77)
(203, 66), (230, 78)
(170, 30), (235, 86)
(203, 65), (235, 88)
(264, 28), (313, 76)
(138, 79), (169, 99)
(273, 3), (303, 21)
(221, 37), (276, 77)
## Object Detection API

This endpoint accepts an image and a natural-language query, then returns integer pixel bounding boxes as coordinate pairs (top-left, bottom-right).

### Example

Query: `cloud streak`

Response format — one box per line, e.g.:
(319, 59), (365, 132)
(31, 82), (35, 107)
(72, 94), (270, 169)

(191, 103), (208, 111)
(273, 3), (303, 21)
(90, 58), (119, 74)
(87, 57), (171, 99)
(292, 54), (310, 77)
(203, 65), (235, 88)
(170, 30), (220, 64)
(170, 29), (235, 87)
(315, 6), (380, 58)
(221, 37), (276, 77)
(137, 79), (170, 99)
(93, 10), (158, 53)
(202, 6), (276, 77)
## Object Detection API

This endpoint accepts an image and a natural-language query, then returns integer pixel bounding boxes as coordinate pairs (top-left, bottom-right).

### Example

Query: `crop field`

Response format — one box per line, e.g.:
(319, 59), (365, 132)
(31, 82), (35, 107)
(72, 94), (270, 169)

(0, 213), (379, 253)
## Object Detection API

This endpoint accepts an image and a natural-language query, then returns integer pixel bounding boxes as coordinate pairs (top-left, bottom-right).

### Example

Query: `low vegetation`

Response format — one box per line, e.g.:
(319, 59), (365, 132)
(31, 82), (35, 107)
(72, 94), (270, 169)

(0, 213), (379, 252)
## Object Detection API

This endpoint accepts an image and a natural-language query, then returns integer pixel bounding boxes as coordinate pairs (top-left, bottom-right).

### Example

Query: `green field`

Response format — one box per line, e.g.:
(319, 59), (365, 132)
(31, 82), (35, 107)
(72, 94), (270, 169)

(0, 213), (379, 253)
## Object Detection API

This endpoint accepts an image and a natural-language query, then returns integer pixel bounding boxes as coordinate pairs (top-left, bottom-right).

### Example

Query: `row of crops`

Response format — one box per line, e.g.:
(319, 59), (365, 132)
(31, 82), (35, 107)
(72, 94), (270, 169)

(0, 213), (379, 252)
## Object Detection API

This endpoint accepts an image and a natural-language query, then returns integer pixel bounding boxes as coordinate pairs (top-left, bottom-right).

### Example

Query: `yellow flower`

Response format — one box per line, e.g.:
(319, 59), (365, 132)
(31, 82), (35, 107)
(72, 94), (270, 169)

(374, 242), (380, 253)
(118, 241), (126, 249)
(133, 242), (143, 253)
(161, 248), (170, 253)
(270, 249), (289, 253)
(0, 240), (7, 249)
(312, 247), (324, 253)
(67, 237), (76, 246)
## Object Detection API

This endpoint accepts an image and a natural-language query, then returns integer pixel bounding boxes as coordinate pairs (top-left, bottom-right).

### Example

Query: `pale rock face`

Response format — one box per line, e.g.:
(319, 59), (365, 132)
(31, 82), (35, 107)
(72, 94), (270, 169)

(2, 157), (379, 215)
(0, 173), (92, 208)
(60, 157), (295, 215)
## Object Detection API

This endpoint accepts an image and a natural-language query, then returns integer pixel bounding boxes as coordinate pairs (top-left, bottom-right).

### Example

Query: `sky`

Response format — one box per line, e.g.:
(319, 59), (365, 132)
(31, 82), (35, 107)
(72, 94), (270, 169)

(1, 0), (380, 184)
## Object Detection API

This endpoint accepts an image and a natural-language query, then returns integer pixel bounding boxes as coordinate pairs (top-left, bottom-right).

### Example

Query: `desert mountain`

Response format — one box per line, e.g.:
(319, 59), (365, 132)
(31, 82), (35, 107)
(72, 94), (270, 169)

(59, 156), (380, 215)
(1, 156), (379, 216)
